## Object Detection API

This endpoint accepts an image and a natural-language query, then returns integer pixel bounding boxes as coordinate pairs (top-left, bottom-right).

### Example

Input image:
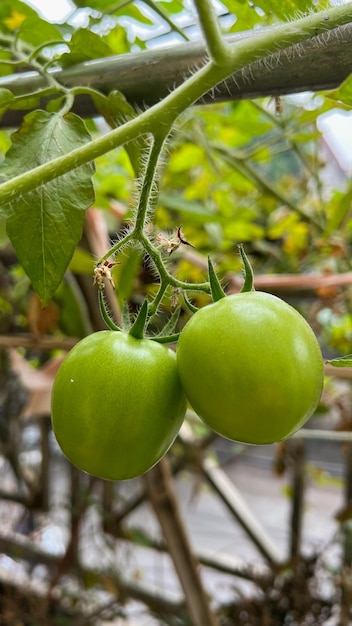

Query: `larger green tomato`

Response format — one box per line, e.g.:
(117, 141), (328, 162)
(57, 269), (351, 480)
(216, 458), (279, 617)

(51, 331), (187, 480)
(177, 292), (324, 444)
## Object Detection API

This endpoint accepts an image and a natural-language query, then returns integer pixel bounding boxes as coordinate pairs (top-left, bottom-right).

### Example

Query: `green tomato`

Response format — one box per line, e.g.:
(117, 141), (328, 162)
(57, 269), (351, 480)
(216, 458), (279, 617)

(51, 331), (187, 480)
(177, 292), (324, 445)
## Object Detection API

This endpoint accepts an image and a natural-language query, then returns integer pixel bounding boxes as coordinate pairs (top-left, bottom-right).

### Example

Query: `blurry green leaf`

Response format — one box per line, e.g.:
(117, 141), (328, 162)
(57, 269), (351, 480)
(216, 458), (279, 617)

(324, 188), (352, 237)
(114, 4), (153, 24)
(18, 16), (63, 47)
(326, 355), (352, 368)
(69, 247), (95, 275)
(327, 74), (352, 108)
(116, 246), (143, 306)
(222, 0), (265, 30)
(0, 1), (38, 33)
(2, 111), (95, 305)
(72, 0), (153, 24)
(72, 0), (118, 8)
(100, 91), (146, 177)
(103, 24), (130, 55)
(250, 0), (318, 20)
(0, 130), (11, 156)
(60, 29), (112, 66)
(0, 88), (14, 119)
(158, 0), (184, 14)
(168, 144), (205, 173)
(55, 273), (92, 338)
(45, 96), (66, 113)
(0, 49), (14, 77)
(159, 193), (222, 223)
(223, 219), (264, 241)
(11, 94), (41, 112)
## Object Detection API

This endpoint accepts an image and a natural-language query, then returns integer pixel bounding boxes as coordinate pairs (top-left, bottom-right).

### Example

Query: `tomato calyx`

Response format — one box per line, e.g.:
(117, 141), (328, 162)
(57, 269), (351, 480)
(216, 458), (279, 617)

(239, 244), (254, 293)
(98, 286), (181, 344)
(95, 243), (254, 343)
(129, 299), (148, 339)
(208, 256), (226, 302)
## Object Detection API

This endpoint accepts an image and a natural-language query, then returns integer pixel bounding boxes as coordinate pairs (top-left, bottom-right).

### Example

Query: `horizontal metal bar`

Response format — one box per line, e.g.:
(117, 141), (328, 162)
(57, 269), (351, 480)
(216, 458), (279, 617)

(0, 23), (351, 128)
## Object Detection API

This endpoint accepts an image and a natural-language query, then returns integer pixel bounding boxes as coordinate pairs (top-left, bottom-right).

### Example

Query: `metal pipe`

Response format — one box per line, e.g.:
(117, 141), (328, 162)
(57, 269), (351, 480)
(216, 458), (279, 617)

(1, 24), (351, 127)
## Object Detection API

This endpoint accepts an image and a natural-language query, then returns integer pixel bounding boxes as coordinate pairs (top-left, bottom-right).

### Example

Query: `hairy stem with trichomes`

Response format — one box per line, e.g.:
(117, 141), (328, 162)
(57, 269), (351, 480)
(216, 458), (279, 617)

(0, 4), (351, 206)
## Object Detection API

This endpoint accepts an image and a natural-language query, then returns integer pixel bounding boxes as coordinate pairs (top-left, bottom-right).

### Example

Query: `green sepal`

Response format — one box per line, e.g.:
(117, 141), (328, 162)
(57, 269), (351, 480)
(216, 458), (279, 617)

(156, 307), (181, 338)
(152, 333), (180, 344)
(98, 289), (121, 332)
(326, 355), (352, 368)
(239, 244), (254, 293)
(208, 256), (226, 302)
(129, 299), (148, 339)
(183, 291), (199, 314)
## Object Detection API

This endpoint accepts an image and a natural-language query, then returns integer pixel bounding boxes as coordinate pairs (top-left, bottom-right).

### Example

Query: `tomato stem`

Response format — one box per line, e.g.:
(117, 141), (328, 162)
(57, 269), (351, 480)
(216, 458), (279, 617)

(183, 292), (199, 314)
(98, 288), (121, 332)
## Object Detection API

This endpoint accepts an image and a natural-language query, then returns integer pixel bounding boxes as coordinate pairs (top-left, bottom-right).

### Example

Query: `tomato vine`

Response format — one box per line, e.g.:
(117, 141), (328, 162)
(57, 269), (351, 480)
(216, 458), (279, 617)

(0, 1), (352, 313)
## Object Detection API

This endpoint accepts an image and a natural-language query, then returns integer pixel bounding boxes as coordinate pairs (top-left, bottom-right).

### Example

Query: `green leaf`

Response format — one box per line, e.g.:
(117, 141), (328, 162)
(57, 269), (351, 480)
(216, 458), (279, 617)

(326, 355), (352, 368)
(72, 0), (153, 24)
(158, 0), (184, 15)
(248, 0), (318, 21)
(168, 144), (205, 173)
(116, 246), (143, 307)
(55, 273), (92, 338)
(327, 75), (352, 109)
(113, 4), (153, 25)
(0, 0), (38, 33)
(2, 111), (95, 305)
(98, 91), (146, 177)
(69, 247), (95, 275)
(324, 188), (352, 237)
(103, 24), (130, 55)
(0, 49), (14, 78)
(18, 16), (63, 47)
(11, 94), (41, 112)
(60, 29), (112, 66)
(0, 88), (14, 119)
(159, 193), (224, 223)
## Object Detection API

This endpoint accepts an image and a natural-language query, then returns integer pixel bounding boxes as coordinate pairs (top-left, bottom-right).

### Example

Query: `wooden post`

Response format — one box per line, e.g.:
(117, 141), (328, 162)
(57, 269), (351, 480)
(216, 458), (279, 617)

(144, 457), (220, 626)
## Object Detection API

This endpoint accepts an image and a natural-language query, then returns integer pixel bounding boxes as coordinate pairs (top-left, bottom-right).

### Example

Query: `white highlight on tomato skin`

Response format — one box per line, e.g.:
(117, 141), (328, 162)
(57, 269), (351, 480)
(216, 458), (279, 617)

(70, 379), (74, 383)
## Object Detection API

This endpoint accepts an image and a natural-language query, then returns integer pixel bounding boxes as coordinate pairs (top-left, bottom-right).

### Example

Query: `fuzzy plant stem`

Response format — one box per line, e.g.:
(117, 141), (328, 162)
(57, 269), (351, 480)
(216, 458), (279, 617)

(0, 5), (351, 207)
(133, 134), (169, 236)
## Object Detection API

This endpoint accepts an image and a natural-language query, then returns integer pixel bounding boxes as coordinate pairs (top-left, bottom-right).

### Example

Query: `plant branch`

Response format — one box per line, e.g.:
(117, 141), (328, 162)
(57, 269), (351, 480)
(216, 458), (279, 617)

(140, 231), (210, 293)
(2, 22), (352, 122)
(133, 133), (169, 234)
(144, 0), (190, 41)
(0, 4), (351, 205)
(193, 0), (229, 64)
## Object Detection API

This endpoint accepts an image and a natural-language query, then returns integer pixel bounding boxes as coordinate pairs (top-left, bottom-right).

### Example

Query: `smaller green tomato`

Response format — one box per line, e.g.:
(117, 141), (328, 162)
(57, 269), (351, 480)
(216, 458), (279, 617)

(51, 331), (187, 480)
(177, 292), (324, 445)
